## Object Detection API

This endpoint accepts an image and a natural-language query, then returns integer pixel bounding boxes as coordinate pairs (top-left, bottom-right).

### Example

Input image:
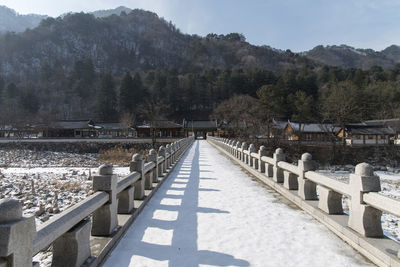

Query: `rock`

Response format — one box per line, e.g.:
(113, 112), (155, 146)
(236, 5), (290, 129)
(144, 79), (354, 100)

(35, 205), (45, 216)
(41, 214), (50, 222)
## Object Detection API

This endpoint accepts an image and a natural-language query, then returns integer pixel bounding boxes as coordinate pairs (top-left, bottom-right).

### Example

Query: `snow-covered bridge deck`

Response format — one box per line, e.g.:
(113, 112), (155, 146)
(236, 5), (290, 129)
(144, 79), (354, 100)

(104, 140), (372, 267)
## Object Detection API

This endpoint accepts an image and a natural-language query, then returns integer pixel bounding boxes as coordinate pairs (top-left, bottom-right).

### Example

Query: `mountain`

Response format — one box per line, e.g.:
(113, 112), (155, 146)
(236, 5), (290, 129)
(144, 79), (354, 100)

(91, 6), (133, 18)
(0, 5), (400, 79)
(0, 5), (47, 34)
(304, 44), (400, 69)
(0, 6), (138, 35)
(0, 9), (306, 79)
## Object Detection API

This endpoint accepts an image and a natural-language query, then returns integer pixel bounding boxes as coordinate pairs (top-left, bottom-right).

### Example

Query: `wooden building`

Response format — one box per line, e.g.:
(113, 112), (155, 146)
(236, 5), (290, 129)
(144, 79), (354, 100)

(42, 120), (98, 138)
(98, 123), (136, 138)
(183, 120), (218, 139)
(338, 124), (395, 145)
(136, 121), (183, 138)
(270, 119), (288, 138)
(284, 122), (340, 142)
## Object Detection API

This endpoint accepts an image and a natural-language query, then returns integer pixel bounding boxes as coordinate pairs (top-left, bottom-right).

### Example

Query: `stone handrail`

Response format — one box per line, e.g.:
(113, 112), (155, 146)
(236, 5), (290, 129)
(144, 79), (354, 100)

(0, 136), (195, 267)
(304, 171), (350, 195)
(363, 192), (400, 218)
(116, 172), (141, 194)
(209, 137), (400, 266)
(33, 191), (109, 255)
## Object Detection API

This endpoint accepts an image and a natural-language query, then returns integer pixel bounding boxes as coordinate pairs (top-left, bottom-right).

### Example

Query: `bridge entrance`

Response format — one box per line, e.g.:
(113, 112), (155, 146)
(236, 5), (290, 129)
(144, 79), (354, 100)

(183, 120), (217, 140)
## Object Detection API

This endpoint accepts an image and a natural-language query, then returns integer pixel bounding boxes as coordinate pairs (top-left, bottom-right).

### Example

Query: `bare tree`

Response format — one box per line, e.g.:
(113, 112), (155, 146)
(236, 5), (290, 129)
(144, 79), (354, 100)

(120, 112), (136, 137)
(212, 94), (264, 140)
(137, 99), (169, 146)
(321, 81), (362, 145)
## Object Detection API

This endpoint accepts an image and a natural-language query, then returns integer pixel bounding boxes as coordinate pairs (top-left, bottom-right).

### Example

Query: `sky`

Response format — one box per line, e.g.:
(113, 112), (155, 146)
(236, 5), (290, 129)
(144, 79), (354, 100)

(0, 0), (400, 52)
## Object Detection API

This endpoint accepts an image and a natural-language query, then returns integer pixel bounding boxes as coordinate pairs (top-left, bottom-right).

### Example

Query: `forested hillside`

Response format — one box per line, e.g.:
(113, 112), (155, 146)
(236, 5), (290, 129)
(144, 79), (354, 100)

(0, 5), (46, 34)
(0, 9), (400, 127)
(304, 45), (400, 70)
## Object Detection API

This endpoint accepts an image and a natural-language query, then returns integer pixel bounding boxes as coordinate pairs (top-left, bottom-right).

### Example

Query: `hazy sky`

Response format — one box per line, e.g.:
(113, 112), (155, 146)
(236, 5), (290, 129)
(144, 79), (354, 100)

(0, 0), (399, 52)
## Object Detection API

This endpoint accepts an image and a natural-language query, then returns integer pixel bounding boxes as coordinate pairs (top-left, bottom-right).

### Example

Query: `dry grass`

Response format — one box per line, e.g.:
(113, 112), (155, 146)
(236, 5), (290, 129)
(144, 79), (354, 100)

(98, 147), (149, 164)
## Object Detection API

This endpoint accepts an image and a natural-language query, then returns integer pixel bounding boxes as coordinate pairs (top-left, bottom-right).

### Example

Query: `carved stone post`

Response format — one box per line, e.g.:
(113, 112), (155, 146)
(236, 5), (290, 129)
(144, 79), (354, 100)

(149, 149), (158, 183)
(241, 142), (248, 163)
(348, 163), (383, 237)
(273, 148), (285, 183)
(118, 185), (134, 214)
(318, 186), (343, 214)
(297, 153), (317, 200)
(0, 199), (35, 267)
(92, 164), (118, 236)
(171, 143), (176, 163)
(166, 144), (171, 169)
(159, 146), (166, 174)
(53, 219), (91, 267)
(248, 144), (256, 168)
(131, 154), (145, 200)
(283, 170), (298, 190)
(258, 146), (268, 173)
(235, 141), (241, 158)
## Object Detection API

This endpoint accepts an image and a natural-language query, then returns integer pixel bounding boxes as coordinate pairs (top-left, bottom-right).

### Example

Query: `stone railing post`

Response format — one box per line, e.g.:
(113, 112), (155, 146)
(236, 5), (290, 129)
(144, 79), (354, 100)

(166, 144), (171, 168)
(348, 163), (383, 237)
(241, 142), (248, 163)
(149, 149), (158, 183)
(171, 142), (176, 162)
(318, 185), (343, 215)
(92, 164), (118, 236)
(283, 170), (298, 190)
(273, 148), (285, 183)
(248, 144), (256, 168)
(131, 154), (145, 200)
(235, 141), (240, 158)
(228, 140), (232, 154)
(258, 146), (268, 173)
(177, 141), (181, 158)
(0, 199), (35, 267)
(52, 218), (91, 267)
(159, 146), (166, 174)
(297, 153), (317, 200)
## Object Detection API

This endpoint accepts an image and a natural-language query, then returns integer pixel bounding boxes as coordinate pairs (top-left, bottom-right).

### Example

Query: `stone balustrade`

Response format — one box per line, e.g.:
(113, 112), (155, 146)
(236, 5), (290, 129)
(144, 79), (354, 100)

(210, 137), (400, 267)
(0, 136), (194, 267)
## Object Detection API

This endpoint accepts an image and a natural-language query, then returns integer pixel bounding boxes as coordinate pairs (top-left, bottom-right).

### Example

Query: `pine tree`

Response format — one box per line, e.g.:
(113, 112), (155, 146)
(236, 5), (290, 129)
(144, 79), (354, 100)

(98, 73), (117, 121)
(119, 72), (134, 113)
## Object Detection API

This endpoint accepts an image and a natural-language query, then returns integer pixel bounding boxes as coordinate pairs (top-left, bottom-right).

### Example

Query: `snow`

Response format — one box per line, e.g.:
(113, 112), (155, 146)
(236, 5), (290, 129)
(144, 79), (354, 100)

(104, 141), (373, 267)
(375, 171), (400, 181)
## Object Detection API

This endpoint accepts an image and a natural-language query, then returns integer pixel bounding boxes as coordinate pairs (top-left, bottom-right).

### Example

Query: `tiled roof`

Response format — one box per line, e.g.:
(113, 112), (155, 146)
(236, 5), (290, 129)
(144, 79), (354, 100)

(288, 122), (340, 133)
(49, 121), (91, 129)
(137, 121), (183, 129)
(346, 124), (395, 135)
(183, 120), (217, 129)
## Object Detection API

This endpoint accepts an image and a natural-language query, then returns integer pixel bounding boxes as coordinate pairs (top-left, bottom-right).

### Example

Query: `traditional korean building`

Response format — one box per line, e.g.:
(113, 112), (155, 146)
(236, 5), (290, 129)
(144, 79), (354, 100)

(97, 122), (136, 138)
(183, 120), (218, 139)
(136, 120), (183, 138)
(284, 122), (340, 142)
(338, 124), (395, 145)
(43, 120), (98, 138)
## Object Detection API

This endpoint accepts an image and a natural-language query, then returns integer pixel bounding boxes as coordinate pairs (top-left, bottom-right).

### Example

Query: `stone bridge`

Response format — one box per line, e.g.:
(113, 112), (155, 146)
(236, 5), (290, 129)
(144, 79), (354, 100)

(1, 137), (400, 266)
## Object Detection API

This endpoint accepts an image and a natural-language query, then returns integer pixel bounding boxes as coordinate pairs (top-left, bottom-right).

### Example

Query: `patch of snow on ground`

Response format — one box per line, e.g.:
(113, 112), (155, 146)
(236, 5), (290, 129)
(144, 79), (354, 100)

(0, 149), (99, 167)
(104, 141), (373, 267)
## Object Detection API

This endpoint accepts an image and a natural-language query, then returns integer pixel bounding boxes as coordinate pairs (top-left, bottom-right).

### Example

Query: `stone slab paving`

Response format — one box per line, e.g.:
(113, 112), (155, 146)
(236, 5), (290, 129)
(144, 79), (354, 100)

(104, 140), (374, 267)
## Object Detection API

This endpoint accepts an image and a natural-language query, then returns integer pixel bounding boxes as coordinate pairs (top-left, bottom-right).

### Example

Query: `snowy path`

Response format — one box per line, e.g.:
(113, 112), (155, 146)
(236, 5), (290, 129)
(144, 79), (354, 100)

(104, 140), (373, 267)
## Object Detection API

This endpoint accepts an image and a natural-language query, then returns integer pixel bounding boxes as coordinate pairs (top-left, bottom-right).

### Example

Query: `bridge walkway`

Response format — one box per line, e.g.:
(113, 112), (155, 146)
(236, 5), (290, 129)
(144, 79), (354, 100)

(104, 140), (373, 267)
